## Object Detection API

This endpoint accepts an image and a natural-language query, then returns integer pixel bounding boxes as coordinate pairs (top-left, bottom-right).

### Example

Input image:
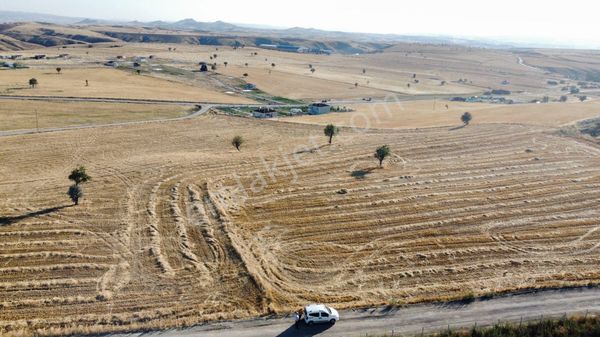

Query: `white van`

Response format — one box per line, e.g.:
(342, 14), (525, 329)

(303, 304), (340, 324)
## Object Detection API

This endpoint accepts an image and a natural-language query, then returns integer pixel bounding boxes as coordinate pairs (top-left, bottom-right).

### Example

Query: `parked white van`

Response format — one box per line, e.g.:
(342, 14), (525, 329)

(303, 304), (339, 324)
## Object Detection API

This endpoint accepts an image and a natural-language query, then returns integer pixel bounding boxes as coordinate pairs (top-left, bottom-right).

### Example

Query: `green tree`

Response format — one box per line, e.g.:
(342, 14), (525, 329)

(232, 135), (244, 151)
(324, 124), (339, 144)
(68, 166), (91, 185)
(374, 145), (391, 168)
(29, 78), (38, 88)
(67, 185), (84, 205)
(461, 112), (473, 125)
(56, 67), (62, 74)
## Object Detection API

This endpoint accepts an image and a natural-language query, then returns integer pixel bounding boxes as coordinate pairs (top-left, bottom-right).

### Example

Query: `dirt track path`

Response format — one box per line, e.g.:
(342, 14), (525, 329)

(110, 287), (600, 337)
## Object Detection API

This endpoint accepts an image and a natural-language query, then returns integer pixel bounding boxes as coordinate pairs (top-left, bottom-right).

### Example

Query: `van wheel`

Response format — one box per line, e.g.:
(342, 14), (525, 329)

(330, 319), (336, 324)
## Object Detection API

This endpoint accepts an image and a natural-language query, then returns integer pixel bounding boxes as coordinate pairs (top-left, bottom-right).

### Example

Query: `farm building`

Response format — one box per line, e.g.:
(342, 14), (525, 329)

(308, 103), (331, 115)
(252, 107), (278, 119)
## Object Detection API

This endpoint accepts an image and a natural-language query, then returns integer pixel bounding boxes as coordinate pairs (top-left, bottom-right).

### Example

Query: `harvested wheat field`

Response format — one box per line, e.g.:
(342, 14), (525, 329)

(288, 99), (600, 128)
(0, 99), (191, 131)
(1, 113), (600, 336)
(0, 67), (253, 103)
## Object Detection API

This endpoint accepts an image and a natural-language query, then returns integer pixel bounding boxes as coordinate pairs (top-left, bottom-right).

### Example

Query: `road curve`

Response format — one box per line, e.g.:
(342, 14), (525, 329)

(110, 287), (600, 337)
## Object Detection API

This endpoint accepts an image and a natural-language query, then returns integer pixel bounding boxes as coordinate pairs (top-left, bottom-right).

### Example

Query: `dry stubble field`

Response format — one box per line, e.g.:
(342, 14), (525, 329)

(0, 67), (253, 103)
(288, 99), (600, 128)
(0, 99), (191, 131)
(1, 112), (600, 336)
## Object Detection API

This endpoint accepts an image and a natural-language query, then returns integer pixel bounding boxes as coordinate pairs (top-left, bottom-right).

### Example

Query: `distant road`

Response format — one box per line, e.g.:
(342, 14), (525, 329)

(0, 104), (217, 137)
(111, 287), (600, 337)
(517, 56), (542, 72)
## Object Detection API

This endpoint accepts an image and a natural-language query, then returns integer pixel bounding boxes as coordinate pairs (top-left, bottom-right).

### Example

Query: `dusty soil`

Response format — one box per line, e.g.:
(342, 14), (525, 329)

(1, 114), (599, 336)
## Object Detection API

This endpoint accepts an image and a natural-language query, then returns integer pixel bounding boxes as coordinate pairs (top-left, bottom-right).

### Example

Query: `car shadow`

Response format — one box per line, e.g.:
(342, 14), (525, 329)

(276, 322), (334, 337)
(0, 205), (71, 226)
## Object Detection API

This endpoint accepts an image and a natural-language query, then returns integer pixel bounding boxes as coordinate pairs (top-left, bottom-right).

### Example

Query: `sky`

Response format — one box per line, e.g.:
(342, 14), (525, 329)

(2, 0), (600, 48)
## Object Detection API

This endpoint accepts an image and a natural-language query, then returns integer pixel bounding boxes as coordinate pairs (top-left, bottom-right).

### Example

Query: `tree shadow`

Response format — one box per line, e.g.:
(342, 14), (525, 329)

(351, 167), (375, 179)
(294, 144), (329, 155)
(0, 205), (71, 226)
(449, 124), (467, 131)
(276, 322), (334, 337)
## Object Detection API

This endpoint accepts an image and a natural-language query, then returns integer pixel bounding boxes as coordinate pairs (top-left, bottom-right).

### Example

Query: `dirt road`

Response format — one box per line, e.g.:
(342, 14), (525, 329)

(110, 287), (600, 337)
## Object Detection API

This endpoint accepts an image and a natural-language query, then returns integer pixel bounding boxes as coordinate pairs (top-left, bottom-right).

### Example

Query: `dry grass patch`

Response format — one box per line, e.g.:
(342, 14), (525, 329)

(0, 67), (253, 103)
(0, 99), (191, 131)
(287, 99), (600, 128)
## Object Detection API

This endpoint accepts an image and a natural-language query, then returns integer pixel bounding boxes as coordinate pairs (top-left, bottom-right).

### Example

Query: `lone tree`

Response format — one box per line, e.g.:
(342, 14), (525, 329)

(461, 112), (473, 125)
(374, 145), (391, 168)
(362, 68), (366, 74)
(29, 78), (38, 88)
(310, 68), (316, 74)
(232, 135), (244, 151)
(68, 166), (91, 185)
(243, 73), (248, 77)
(224, 61), (228, 67)
(67, 185), (84, 205)
(271, 63), (276, 68)
(324, 124), (339, 144)
(56, 67), (62, 74)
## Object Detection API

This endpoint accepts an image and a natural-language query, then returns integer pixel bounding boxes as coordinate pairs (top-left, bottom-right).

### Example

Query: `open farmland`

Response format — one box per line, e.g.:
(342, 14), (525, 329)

(1, 113), (600, 336)
(0, 99), (191, 131)
(0, 67), (253, 103)
(1, 40), (564, 102)
(288, 99), (600, 128)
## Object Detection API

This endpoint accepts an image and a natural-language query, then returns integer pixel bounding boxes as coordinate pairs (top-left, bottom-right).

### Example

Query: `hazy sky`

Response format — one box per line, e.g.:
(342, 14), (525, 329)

(2, 0), (599, 47)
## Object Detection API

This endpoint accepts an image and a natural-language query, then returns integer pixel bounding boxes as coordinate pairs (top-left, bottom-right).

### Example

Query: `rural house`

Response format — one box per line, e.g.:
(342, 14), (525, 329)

(252, 107), (278, 118)
(308, 103), (331, 115)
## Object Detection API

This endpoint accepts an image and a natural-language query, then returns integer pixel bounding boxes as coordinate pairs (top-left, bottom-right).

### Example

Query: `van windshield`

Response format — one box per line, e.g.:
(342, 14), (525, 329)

(326, 307), (332, 314)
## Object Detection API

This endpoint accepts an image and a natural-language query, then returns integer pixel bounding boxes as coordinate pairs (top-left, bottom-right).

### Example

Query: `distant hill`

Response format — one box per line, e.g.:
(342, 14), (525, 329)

(0, 10), (84, 25)
(0, 10), (597, 51)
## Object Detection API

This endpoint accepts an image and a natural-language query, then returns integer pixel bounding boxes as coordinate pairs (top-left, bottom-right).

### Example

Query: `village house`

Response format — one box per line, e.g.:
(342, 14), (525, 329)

(252, 107), (278, 119)
(308, 103), (331, 115)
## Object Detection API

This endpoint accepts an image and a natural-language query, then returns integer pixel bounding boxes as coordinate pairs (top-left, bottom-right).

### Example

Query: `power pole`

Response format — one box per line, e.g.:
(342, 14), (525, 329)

(35, 109), (39, 133)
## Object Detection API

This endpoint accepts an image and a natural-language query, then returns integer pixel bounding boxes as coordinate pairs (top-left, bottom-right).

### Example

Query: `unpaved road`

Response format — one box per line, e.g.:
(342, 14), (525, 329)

(111, 287), (600, 337)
